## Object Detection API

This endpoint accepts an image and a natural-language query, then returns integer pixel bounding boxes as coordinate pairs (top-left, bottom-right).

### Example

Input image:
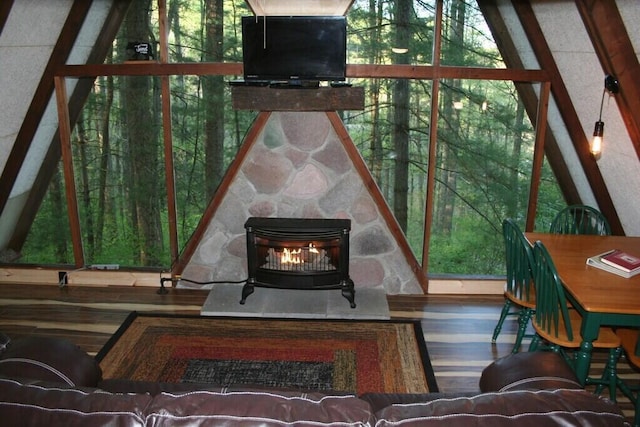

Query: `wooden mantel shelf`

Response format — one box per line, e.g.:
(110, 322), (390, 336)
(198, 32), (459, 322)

(231, 86), (364, 111)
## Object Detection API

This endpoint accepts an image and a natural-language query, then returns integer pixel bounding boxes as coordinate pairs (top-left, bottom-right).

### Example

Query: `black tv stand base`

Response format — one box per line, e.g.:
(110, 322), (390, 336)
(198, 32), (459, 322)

(269, 80), (320, 89)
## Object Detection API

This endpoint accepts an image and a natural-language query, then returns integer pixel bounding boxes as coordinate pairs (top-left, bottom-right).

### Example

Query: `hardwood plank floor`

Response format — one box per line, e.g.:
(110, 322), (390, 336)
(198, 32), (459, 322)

(0, 283), (637, 419)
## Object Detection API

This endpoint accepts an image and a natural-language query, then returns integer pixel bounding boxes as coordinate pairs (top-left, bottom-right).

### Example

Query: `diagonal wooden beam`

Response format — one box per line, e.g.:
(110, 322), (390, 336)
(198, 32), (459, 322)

(172, 112), (273, 276)
(0, 0), (93, 217)
(511, 1), (622, 235)
(576, 0), (640, 159)
(326, 111), (428, 293)
(7, 0), (132, 252)
(478, 0), (579, 226)
(0, 0), (14, 32)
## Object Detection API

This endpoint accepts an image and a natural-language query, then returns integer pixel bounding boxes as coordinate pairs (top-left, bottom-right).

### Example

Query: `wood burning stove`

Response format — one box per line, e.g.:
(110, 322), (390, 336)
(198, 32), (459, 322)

(242, 217), (355, 308)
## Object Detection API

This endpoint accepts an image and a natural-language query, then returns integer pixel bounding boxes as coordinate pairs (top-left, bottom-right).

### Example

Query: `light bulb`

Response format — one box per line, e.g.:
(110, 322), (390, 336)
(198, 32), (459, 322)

(591, 135), (602, 158)
(591, 121), (604, 159)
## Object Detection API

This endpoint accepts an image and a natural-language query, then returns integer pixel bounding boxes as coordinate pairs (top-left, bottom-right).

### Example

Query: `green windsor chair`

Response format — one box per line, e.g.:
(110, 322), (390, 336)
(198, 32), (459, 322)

(529, 240), (624, 401)
(614, 328), (640, 427)
(492, 219), (536, 353)
(549, 204), (611, 235)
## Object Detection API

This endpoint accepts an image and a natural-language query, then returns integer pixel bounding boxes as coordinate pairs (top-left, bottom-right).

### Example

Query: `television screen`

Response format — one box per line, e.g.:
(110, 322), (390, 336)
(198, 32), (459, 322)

(241, 16), (347, 83)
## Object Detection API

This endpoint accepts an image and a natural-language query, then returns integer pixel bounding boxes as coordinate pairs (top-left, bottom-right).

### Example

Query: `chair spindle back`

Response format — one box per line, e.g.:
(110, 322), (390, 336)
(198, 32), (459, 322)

(502, 219), (535, 303)
(531, 241), (574, 340)
(549, 205), (611, 235)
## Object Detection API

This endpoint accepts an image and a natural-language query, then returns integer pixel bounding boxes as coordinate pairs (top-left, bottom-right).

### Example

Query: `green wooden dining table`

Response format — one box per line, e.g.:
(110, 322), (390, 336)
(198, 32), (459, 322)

(525, 232), (640, 386)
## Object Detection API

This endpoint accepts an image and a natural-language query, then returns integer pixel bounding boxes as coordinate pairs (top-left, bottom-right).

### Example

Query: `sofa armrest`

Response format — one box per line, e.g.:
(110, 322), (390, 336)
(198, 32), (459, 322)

(479, 352), (581, 392)
(0, 336), (102, 387)
(0, 377), (149, 426)
(373, 389), (627, 427)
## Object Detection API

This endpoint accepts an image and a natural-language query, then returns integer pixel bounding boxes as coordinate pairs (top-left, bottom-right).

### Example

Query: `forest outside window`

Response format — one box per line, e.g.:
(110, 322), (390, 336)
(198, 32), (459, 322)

(19, 0), (565, 286)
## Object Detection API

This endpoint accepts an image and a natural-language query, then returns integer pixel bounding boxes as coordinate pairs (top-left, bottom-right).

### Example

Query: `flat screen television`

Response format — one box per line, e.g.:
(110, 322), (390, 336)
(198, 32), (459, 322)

(241, 16), (347, 83)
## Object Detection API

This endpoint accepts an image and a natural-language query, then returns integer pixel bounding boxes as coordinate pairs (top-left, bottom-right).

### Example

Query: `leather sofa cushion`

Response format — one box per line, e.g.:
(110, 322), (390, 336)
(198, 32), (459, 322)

(0, 333), (10, 355)
(98, 378), (351, 397)
(361, 392), (476, 413)
(0, 336), (102, 387)
(374, 389), (628, 427)
(98, 378), (228, 395)
(146, 390), (375, 426)
(479, 351), (581, 392)
(0, 377), (627, 427)
(0, 377), (151, 427)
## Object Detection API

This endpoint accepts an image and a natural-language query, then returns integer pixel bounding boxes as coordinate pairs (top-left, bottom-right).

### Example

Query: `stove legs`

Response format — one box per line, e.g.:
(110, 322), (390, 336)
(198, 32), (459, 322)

(239, 281), (254, 305)
(342, 279), (356, 308)
(239, 280), (357, 309)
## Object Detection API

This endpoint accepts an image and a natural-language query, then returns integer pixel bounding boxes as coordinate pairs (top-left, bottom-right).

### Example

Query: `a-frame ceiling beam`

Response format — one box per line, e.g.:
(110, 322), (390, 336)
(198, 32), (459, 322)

(576, 0), (640, 159)
(8, 0), (132, 252)
(478, 1), (580, 221)
(511, 1), (622, 235)
(0, 0), (14, 32)
(0, 0), (92, 216)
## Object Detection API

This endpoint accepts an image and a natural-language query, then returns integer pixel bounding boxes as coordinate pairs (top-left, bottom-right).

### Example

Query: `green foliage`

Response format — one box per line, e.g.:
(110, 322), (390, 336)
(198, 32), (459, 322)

(21, 168), (73, 264)
(429, 217), (504, 275)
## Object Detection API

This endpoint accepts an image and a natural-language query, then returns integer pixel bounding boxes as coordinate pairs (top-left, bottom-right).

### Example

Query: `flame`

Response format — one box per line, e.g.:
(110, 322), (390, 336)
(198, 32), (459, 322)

(280, 243), (319, 264)
(281, 248), (302, 264)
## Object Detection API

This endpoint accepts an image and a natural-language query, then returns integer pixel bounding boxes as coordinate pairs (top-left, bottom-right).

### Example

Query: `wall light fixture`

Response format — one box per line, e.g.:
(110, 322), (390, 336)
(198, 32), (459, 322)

(591, 74), (619, 159)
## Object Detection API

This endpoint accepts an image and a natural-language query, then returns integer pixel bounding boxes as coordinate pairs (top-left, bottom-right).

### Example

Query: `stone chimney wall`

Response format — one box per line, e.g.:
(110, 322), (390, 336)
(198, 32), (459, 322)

(181, 112), (422, 294)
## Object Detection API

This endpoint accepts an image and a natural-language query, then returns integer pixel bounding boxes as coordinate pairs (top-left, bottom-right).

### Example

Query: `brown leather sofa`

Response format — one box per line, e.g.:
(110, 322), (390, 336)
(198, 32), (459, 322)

(0, 333), (629, 426)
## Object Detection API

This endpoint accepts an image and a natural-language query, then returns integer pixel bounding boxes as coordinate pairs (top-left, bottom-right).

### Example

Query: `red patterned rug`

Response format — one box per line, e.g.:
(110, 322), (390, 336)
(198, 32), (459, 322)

(96, 312), (438, 394)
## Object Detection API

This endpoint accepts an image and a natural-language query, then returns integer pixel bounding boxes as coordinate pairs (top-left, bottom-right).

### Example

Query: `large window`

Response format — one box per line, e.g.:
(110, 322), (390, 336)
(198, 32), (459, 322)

(21, 0), (565, 284)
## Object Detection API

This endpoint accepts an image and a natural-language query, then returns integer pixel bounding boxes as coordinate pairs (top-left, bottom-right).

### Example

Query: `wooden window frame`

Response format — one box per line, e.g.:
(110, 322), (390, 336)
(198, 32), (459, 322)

(53, 0), (551, 289)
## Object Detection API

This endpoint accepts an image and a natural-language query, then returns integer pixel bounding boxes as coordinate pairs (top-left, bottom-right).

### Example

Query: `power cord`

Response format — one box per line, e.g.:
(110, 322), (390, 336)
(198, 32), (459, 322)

(158, 276), (247, 295)
(58, 267), (88, 288)
(59, 268), (245, 293)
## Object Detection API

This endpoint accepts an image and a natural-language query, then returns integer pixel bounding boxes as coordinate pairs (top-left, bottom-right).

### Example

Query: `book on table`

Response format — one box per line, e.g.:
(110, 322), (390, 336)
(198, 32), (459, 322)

(586, 250), (640, 278)
(601, 250), (640, 272)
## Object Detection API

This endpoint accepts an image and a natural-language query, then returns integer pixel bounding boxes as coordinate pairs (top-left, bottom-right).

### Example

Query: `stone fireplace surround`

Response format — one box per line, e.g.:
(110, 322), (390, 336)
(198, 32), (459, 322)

(180, 111), (423, 295)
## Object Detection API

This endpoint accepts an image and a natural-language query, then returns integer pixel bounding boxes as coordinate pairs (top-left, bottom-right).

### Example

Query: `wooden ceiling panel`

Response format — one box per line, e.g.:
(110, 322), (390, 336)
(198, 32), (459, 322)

(245, 0), (354, 16)
(576, 0), (640, 159)
(512, 1), (622, 234)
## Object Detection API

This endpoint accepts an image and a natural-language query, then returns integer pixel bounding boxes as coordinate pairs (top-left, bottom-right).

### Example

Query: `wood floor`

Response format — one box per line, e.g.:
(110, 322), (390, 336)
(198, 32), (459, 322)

(1, 283), (638, 419)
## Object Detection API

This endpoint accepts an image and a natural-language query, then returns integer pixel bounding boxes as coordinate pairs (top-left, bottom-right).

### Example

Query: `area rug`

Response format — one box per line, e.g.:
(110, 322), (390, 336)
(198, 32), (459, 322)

(96, 312), (438, 395)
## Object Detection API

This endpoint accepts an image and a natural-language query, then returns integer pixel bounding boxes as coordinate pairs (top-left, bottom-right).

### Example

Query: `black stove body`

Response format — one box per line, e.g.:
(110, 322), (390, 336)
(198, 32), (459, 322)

(242, 217), (355, 308)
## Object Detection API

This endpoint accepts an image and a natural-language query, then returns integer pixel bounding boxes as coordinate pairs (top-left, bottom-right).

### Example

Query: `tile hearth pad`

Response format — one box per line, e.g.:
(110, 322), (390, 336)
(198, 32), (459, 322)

(200, 284), (390, 320)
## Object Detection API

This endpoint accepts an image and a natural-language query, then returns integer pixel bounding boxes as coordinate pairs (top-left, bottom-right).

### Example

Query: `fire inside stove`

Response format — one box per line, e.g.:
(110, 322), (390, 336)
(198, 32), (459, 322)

(242, 217), (355, 308)
(263, 244), (337, 272)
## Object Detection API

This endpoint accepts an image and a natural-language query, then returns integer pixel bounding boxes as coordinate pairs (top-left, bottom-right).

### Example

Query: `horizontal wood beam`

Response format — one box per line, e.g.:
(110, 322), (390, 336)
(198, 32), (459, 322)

(348, 64), (549, 82)
(58, 62), (549, 82)
(0, 266), (503, 294)
(57, 62), (244, 77)
(231, 86), (364, 111)
(0, 267), (169, 287)
(428, 278), (504, 295)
